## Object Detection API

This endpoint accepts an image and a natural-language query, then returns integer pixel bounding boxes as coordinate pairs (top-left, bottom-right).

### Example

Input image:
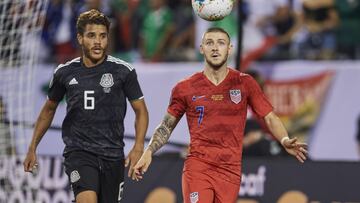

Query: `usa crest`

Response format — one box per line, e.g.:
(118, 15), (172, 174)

(229, 89), (241, 104)
(100, 73), (114, 93)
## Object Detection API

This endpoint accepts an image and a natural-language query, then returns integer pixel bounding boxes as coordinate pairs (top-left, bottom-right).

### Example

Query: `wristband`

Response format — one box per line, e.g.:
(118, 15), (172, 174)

(280, 137), (290, 146)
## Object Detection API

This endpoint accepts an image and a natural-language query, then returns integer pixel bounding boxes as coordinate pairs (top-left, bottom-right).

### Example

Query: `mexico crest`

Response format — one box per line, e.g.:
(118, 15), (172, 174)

(100, 73), (114, 93)
(190, 192), (199, 203)
(229, 89), (241, 104)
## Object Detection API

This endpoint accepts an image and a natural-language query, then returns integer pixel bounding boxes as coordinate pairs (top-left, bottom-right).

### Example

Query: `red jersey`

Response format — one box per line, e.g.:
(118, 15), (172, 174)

(168, 68), (273, 183)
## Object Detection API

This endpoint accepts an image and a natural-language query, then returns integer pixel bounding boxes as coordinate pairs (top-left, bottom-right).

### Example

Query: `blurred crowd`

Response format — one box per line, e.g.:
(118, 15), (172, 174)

(40, 0), (360, 64)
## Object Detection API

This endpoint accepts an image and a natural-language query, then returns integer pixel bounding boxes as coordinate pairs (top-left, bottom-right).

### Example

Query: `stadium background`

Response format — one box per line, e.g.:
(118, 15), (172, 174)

(1, 0), (360, 202)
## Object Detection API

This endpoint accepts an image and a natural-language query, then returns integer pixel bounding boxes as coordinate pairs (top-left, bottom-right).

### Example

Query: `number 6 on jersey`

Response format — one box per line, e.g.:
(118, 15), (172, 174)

(84, 90), (95, 110)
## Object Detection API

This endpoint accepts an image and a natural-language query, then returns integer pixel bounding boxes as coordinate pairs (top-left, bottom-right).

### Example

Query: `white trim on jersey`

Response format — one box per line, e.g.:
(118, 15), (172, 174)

(107, 55), (134, 71)
(129, 96), (144, 102)
(54, 57), (81, 73)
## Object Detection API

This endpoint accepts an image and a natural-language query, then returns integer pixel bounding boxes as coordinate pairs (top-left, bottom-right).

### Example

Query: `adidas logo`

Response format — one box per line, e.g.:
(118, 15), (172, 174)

(69, 78), (78, 85)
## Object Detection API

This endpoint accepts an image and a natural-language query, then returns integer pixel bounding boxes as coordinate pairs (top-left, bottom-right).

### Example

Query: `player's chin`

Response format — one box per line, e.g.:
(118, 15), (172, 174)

(209, 60), (225, 69)
(90, 53), (105, 61)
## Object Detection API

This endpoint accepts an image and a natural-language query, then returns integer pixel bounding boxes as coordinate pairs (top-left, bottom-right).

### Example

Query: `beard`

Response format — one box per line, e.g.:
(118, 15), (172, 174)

(83, 45), (106, 64)
(204, 53), (228, 70)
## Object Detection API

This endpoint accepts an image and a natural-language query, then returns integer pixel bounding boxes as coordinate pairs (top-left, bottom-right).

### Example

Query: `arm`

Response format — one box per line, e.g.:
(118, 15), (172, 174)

(23, 99), (59, 172)
(264, 111), (307, 163)
(126, 98), (149, 178)
(132, 113), (180, 180)
(147, 113), (179, 154)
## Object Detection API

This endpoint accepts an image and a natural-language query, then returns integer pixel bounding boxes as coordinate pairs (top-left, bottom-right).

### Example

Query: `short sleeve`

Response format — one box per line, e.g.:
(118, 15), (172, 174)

(123, 69), (144, 101)
(48, 70), (66, 102)
(167, 83), (186, 119)
(246, 76), (273, 117)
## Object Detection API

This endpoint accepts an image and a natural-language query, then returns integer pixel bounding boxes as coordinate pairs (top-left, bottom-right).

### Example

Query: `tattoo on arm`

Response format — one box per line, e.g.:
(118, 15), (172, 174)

(148, 114), (178, 154)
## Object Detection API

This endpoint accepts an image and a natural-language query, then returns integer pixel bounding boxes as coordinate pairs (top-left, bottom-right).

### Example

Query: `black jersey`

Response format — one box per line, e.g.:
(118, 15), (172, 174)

(48, 55), (143, 159)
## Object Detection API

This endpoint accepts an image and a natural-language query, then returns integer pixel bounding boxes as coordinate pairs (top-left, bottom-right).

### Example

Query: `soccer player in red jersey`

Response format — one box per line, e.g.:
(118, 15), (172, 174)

(134, 27), (307, 203)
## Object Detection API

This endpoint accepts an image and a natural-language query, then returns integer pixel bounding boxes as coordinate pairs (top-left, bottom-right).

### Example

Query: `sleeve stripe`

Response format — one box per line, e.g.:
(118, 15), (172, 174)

(54, 57), (80, 73)
(129, 96), (144, 101)
(107, 55), (134, 71)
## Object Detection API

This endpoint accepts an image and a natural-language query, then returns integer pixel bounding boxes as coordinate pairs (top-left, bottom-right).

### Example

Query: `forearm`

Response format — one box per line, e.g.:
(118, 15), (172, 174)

(28, 106), (56, 152)
(264, 112), (288, 143)
(147, 124), (171, 154)
(133, 109), (149, 149)
(147, 113), (179, 154)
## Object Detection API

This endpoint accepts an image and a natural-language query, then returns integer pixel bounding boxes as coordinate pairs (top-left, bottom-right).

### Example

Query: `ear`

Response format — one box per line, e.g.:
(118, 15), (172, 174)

(199, 44), (204, 55)
(77, 33), (82, 45)
(228, 43), (233, 56)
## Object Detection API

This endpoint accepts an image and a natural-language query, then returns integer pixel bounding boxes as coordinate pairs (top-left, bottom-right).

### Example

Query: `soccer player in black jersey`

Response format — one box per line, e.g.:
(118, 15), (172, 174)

(23, 9), (149, 203)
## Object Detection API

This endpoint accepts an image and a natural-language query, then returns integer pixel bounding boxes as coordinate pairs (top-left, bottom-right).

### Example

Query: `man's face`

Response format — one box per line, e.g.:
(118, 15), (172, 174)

(200, 32), (232, 69)
(77, 24), (108, 65)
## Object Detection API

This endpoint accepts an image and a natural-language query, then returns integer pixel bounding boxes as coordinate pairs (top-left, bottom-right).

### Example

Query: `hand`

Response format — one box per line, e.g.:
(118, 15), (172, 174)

(125, 146), (143, 180)
(282, 137), (308, 163)
(132, 149), (152, 181)
(23, 150), (38, 173)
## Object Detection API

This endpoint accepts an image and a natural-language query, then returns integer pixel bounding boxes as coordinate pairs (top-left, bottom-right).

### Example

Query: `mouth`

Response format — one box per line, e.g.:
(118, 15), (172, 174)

(92, 47), (103, 55)
(211, 53), (220, 58)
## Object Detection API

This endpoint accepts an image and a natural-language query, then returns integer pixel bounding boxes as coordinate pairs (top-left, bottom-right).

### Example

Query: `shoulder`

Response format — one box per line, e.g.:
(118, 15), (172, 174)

(228, 68), (254, 82)
(172, 72), (202, 95)
(175, 72), (202, 88)
(54, 57), (81, 75)
(106, 55), (134, 73)
(229, 68), (249, 77)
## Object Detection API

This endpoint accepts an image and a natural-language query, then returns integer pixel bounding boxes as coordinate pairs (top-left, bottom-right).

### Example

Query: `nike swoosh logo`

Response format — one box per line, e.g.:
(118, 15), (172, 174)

(192, 95), (206, 101)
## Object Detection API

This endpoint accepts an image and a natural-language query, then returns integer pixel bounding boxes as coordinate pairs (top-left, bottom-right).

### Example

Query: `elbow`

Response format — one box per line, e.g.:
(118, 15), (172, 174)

(264, 111), (278, 127)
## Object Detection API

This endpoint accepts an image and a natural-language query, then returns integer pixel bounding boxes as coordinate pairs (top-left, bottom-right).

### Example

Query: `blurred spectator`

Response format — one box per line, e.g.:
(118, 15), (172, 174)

(78, 0), (111, 14)
(238, 0), (293, 67)
(35, 0), (360, 63)
(0, 96), (13, 155)
(110, 0), (149, 61)
(42, 0), (82, 63)
(292, 0), (339, 60)
(166, 0), (196, 61)
(139, 0), (174, 62)
(265, 0), (303, 60)
(335, 0), (360, 59)
(243, 117), (284, 156)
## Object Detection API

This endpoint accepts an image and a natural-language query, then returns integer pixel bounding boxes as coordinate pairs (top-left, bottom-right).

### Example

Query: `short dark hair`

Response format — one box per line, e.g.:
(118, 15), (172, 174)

(76, 9), (110, 35)
(204, 27), (231, 41)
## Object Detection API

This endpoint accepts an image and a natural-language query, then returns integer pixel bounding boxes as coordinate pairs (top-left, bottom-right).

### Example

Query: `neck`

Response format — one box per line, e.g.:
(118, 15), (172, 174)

(203, 66), (229, 85)
(82, 55), (106, 68)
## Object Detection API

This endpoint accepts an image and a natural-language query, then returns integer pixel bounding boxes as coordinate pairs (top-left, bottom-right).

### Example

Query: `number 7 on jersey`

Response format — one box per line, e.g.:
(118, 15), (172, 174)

(196, 106), (204, 125)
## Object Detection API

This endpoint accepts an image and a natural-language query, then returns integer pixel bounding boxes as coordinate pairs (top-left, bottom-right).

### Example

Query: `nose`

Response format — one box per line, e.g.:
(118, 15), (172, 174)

(94, 35), (101, 44)
(212, 44), (219, 51)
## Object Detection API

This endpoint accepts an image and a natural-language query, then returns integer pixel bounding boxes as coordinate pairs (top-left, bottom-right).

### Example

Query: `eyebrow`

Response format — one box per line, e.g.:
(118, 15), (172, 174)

(204, 38), (227, 42)
(85, 31), (107, 35)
